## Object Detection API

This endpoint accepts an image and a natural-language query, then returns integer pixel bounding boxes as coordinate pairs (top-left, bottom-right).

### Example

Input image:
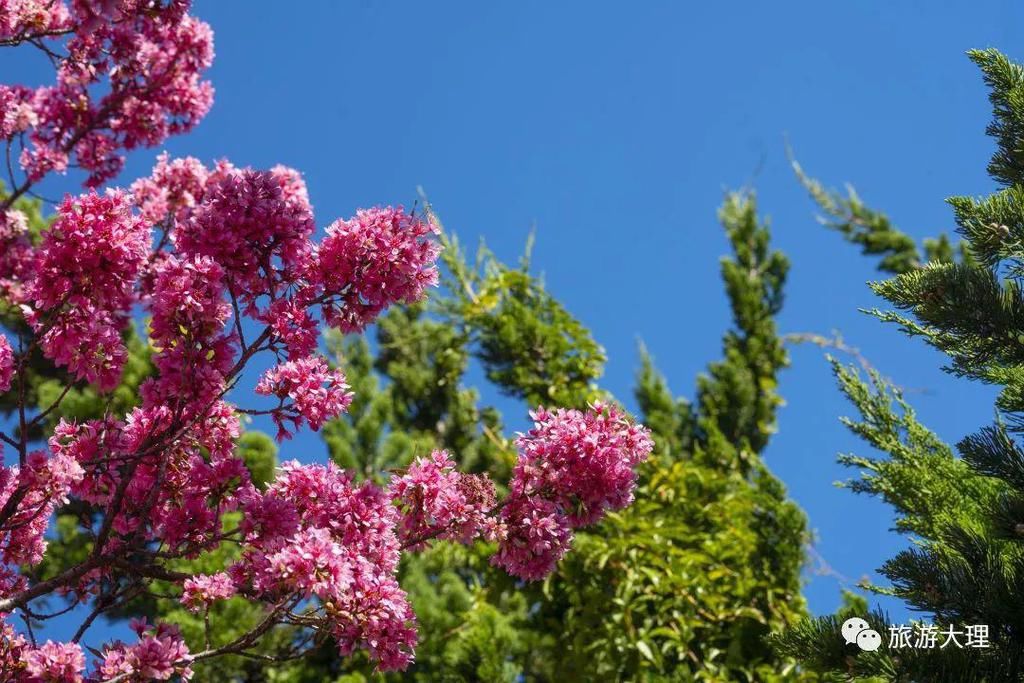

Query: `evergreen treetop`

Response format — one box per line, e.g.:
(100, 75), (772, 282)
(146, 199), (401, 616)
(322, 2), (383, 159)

(778, 48), (1024, 683)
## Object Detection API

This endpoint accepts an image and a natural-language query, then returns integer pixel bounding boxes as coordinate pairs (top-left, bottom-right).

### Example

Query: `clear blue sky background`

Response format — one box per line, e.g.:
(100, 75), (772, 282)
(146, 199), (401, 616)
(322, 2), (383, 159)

(5, 0), (1024, 651)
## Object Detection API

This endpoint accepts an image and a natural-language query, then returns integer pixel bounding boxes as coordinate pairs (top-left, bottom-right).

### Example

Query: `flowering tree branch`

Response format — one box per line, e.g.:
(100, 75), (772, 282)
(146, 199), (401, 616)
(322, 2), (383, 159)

(0, 2), (653, 680)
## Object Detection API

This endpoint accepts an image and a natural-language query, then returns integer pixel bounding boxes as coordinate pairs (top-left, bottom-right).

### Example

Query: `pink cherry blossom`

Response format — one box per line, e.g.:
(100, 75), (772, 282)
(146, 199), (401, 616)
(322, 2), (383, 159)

(270, 164), (312, 213)
(23, 640), (86, 682)
(312, 206), (441, 333)
(489, 403), (652, 580)
(258, 296), (320, 359)
(511, 402), (654, 527)
(176, 168), (314, 302)
(0, 84), (39, 138)
(0, 617), (28, 674)
(267, 526), (353, 599)
(31, 190), (148, 311)
(0, 334), (13, 393)
(36, 306), (129, 391)
(48, 416), (125, 506)
(226, 461), (416, 671)
(0, 208), (35, 302)
(0, 1), (72, 43)
(70, 0), (128, 35)
(181, 572), (236, 612)
(0, 450), (84, 567)
(149, 255), (231, 343)
(389, 450), (498, 546)
(331, 567), (418, 672)
(26, 190), (147, 390)
(256, 357), (353, 440)
(0, 3), (652, 675)
(97, 619), (193, 682)
(131, 152), (210, 226)
(490, 496), (573, 582)
(7, 2), (213, 188)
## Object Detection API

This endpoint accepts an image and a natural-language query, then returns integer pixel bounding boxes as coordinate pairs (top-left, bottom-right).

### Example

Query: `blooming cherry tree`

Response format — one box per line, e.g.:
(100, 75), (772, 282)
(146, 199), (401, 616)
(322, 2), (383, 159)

(0, 2), (652, 680)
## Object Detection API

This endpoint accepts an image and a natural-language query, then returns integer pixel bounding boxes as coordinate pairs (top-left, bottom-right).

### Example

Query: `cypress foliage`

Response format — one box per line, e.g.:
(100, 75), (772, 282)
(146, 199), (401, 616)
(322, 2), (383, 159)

(791, 157), (963, 275)
(777, 48), (1024, 682)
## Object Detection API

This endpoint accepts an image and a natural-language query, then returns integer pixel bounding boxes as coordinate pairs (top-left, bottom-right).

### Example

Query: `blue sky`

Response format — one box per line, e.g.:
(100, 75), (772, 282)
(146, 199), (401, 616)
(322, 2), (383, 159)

(5, 0), (1024, 649)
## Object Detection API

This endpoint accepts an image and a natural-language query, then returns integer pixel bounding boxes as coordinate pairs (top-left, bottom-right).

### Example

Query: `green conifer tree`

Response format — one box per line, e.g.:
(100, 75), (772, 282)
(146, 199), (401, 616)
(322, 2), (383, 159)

(519, 192), (811, 681)
(776, 48), (1024, 682)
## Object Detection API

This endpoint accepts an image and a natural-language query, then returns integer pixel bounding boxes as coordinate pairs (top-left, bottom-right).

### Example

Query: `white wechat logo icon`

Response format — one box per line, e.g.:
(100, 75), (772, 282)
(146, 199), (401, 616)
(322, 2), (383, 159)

(842, 617), (882, 652)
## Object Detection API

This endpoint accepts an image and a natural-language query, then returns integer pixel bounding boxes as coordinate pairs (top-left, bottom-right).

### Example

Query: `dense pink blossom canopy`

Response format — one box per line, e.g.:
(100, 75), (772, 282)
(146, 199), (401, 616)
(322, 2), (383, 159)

(0, 1), (653, 678)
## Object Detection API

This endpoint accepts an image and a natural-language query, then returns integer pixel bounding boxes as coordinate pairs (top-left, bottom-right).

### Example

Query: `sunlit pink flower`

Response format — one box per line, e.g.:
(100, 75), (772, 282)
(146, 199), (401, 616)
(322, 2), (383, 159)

(256, 357), (353, 440)
(490, 497), (573, 581)
(511, 402), (653, 527)
(181, 572), (236, 612)
(23, 640), (86, 681)
(97, 619), (193, 681)
(31, 190), (148, 311)
(176, 168), (314, 301)
(312, 206), (440, 332)
(389, 451), (497, 545)
(0, 334), (13, 393)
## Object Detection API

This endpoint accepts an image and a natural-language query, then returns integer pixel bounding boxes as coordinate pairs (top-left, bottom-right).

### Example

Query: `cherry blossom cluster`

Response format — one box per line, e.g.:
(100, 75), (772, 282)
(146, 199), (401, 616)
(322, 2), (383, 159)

(0, 449), (84, 567)
(228, 461), (417, 671)
(313, 206), (442, 333)
(130, 152), (209, 226)
(255, 356), (353, 440)
(0, 1), (71, 44)
(0, 334), (12, 392)
(0, 3), (653, 678)
(0, 150), (444, 675)
(181, 572), (235, 613)
(2, 0), (213, 192)
(95, 619), (193, 681)
(0, 208), (34, 301)
(25, 190), (148, 390)
(175, 168), (314, 302)
(492, 402), (654, 580)
(23, 641), (86, 682)
(389, 450), (500, 547)
(0, 619), (27, 676)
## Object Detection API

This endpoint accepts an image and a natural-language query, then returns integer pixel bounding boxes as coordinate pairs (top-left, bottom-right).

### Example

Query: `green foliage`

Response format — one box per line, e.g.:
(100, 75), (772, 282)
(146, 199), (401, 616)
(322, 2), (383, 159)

(870, 263), (1024, 385)
(436, 230), (607, 409)
(520, 193), (811, 682)
(829, 360), (999, 541)
(397, 545), (529, 683)
(780, 48), (1024, 681)
(528, 454), (808, 681)
(971, 48), (1024, 188)
(696, 194), (789, 463)
(791, 158), (962, 275)
(234, 431), (277, 489)
(634, 344), (696, 459)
